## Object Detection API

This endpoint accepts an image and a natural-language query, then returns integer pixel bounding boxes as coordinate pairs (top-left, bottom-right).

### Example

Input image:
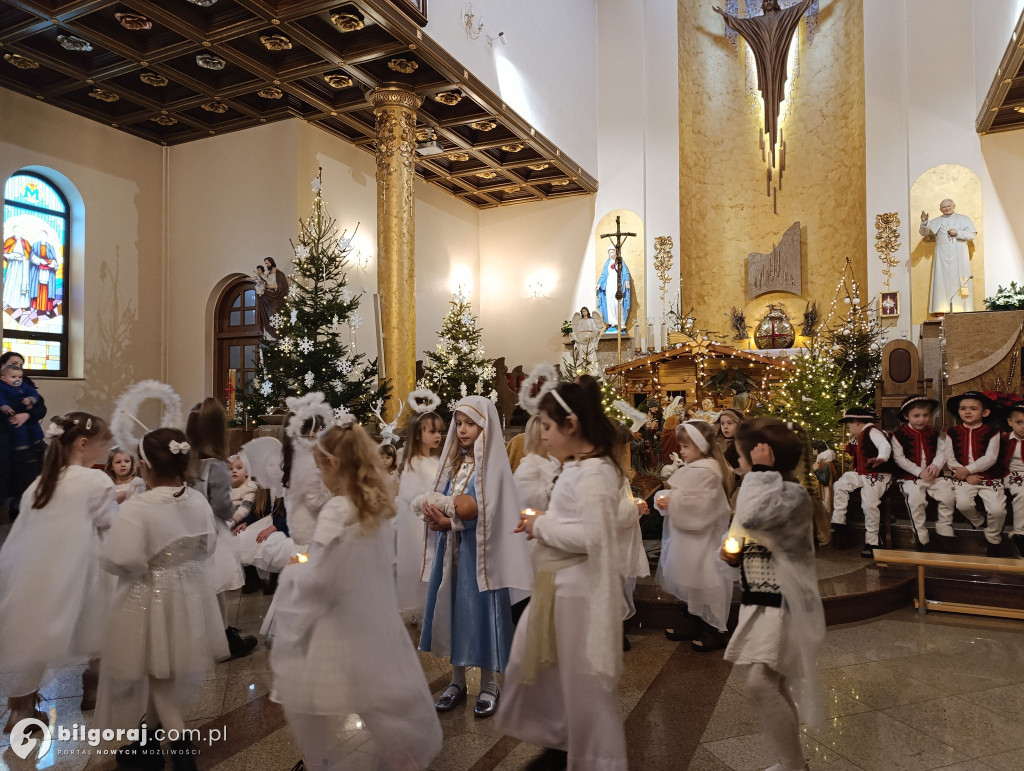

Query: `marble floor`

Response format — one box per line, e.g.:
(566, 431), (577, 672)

(3, 578), (1024, 771)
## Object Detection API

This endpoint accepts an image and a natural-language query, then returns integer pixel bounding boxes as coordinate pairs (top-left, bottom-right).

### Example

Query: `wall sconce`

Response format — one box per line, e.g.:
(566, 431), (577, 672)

(527, 278), (545, 299)
(450, 265), (473, 298)
(352, 249), (371, 271)
(462, 3), (484, 39)
(526, 270), (554, 299)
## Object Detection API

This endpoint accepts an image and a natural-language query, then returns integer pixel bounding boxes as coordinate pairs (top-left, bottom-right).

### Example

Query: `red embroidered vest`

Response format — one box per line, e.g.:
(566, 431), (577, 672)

(892, 425), (940, 480)
(998, 432), (1024, 476)
(947, 424), (1001, 481)
(846, 425), (895, 476)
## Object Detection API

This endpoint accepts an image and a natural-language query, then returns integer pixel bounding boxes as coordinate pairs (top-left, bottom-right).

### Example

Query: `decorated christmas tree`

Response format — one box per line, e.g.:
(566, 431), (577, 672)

(762, 342), (861, 444)
(418, 291), (496, 419)
(240, 171), (388, 423)
(820, 257), (884, 402)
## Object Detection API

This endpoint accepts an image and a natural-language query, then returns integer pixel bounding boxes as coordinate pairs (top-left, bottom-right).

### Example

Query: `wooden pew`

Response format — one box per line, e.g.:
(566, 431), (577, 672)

(873, 549), (1024, 620)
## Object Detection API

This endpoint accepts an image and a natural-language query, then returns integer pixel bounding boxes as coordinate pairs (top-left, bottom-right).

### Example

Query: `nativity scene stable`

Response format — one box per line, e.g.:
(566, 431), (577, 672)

(6, 0), (1024, 768)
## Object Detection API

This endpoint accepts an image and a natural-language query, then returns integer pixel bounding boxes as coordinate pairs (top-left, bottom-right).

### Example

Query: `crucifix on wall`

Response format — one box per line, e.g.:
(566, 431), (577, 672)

(600, 215), (637, 364)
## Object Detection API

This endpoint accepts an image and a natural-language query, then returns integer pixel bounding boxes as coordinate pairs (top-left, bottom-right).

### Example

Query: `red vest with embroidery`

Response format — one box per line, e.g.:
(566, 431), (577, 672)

(998, 432), (1024, 476)
(948, 424), (1001, 481)
(845, 425), (895, 476)
(892, 425), (941, 480)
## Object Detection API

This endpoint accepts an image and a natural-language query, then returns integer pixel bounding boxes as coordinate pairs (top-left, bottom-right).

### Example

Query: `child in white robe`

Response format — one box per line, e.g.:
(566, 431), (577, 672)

(97, 427), (228, 769)
(395, 408), (444, 621)
(513, 415), (560, 511)
(270, 418), (443, 771)
(656, 419), (736, 651)
(721, 417), (826, 771)
(496, 376), (629, 771)
(105, 446), (147, 502)
(0, 412), (116, 728)
(187, 397), (253, 659)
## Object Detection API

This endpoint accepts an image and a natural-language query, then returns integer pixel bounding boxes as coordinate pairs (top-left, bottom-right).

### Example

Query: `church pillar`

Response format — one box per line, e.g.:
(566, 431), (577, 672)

(368, 86), (422, 420)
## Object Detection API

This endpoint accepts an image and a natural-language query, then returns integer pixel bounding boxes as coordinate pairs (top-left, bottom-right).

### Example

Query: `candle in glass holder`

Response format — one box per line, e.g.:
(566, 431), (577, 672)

(724, 537), (742, 554)
(655, 491), (671, 509)
(521, 508), (538, 521)
(296, 553), (309, 563)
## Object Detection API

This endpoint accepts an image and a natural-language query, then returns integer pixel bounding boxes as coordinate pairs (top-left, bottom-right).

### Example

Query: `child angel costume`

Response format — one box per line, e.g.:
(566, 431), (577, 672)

(495, 456), (629, 770)
(0, 466), (118, 697)
(193, 456), (245, 593)
(96, 486), (228, 730)
(656, 458), (736, 632)
(394, 454), (438, 618)
(270, 496), (443, 768)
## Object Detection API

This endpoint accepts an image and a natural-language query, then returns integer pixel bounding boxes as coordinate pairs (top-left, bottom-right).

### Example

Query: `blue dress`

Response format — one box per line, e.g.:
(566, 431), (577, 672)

(419, 466), (514, 673)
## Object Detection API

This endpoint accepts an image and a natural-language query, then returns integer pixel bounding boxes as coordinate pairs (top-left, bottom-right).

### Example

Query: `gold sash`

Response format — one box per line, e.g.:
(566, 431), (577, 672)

(521, 542), (586, 685)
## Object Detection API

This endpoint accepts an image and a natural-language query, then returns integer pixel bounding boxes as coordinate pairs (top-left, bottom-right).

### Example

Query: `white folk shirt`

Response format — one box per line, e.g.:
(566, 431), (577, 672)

(890, 430), (948, 478)
(943, 428), (1000, 475)
(1007, 435), (1024, 474)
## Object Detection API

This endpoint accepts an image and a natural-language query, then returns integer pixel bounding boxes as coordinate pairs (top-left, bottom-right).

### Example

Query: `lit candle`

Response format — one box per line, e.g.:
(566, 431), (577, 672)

(521, 508), (537, 520)
(296, 553), (309, 563)
(655, 491), (671, 509)
(724, 537), (742, 554)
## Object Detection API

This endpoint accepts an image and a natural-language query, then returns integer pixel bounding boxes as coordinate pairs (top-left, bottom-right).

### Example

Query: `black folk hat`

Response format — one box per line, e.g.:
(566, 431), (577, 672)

(838, 407), (878, 424)
(898, 394), (940, 420)
(946, 390), (995, 416)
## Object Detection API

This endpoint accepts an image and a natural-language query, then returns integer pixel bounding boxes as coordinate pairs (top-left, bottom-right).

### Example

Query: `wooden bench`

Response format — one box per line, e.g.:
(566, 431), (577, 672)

(873, 549), (1024, 620)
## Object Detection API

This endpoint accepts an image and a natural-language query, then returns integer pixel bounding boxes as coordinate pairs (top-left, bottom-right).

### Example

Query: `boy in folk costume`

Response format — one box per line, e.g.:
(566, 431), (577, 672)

(890, 395), (956, 552)
(830, 407), (894, 558)
(1000, 402), (1024, 559)
(944, 391), (1006, 557)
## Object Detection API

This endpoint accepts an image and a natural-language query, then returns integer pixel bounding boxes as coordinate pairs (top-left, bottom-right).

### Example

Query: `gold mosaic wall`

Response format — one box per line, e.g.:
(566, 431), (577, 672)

(678, 0), (866, 344)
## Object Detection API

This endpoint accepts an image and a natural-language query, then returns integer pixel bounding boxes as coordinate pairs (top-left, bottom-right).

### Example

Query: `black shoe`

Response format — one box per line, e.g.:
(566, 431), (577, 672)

(861, 542), (882, 558)
(932, 534), (955, 553)
(986, 541), (1003, 558)
(241, 565), (263, 594)
(116, 739), (164, 769)
(434, 683), (467, 712)
(525, 748), (569, 770)
(262, 572), (279, 595)
(915, 540), (933, 553)
(225, 626), (258, 659)
(690, 627), (729, 652)
(1012, 534), (1024, 559)
(665, 611), (703, 642)
(168, 739), (198, 771)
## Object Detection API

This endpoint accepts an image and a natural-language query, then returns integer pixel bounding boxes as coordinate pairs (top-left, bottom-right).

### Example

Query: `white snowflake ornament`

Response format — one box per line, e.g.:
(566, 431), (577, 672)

(304, 371), (316, 387)
(290, 309), (298, 324)
(269, 313), (285, 328)
(298, 337), (314, 354)
(349, 314), (363, 330)
(260, 380), (273, 396)
(295, 244), (310, 259)
(340, 287), (353, 303)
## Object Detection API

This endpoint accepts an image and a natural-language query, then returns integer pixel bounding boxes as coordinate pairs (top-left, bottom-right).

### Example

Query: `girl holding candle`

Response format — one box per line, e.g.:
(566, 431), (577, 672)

(395, 394), (445, 621)
(720, 417), (825, 771)
(415, 396), (532, 718)
(656, 419), (737, 651)
(270, 414), (442, 771)
(0, 413), (116, 728)
(495, 376), (630, 770)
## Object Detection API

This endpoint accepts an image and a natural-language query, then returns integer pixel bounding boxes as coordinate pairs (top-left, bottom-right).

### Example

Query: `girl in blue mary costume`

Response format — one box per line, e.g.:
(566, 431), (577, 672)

(414, 396), (532, 719)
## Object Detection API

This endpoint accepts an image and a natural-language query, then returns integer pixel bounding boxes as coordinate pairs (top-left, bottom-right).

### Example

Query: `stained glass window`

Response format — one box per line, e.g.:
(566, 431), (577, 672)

(3, 172), (70, 375)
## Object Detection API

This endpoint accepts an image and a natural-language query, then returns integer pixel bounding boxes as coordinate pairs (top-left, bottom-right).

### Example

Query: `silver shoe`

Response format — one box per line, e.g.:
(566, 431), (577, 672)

(434, 683), (467, 712)
(473, 687), (499, 718)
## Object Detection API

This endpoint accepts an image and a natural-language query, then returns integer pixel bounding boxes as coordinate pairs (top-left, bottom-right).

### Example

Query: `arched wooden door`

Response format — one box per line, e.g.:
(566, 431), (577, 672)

(213, 279), (261, 406)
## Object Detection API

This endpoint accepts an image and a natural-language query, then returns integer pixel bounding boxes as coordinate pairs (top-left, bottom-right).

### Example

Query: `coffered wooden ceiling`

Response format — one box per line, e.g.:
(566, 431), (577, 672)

(977, 9), (1024, 135)
(0, 0), (597, 208)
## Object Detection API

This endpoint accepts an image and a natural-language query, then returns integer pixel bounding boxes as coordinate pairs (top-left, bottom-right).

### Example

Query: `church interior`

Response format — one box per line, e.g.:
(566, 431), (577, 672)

(6, 0), (1024, 769)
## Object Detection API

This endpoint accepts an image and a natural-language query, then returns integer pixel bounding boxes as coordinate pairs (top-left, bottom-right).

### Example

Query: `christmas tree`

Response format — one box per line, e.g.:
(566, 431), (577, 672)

(418, 291), (496, 419)
(820, 257), (884, 402)
(240, 171), (388, 423)
(762, 342), (860, 444)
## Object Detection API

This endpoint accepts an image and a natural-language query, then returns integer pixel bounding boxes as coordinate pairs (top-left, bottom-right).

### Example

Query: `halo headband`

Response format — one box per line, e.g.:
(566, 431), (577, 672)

(551, 389), (576, 419)
(681, 420), (710, 455)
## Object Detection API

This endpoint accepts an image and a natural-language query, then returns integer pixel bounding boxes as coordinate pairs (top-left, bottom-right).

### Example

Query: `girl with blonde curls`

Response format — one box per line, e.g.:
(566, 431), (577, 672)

(270, 419), (442, 771)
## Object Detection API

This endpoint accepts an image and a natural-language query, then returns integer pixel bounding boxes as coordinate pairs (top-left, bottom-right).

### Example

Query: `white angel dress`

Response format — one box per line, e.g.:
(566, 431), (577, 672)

(269, 496), (443, 769)
(96, 486), (228, 731)
(114, 476), (147, 501)
(193, 457), (245, 593)
(513, 453), (559, 511)
(614, 477), (650, 620)
(394, 455), (438, 619)
(656, 459), (736, 632)
(0, 467), (118, 697)
(495, 457), (628, 770)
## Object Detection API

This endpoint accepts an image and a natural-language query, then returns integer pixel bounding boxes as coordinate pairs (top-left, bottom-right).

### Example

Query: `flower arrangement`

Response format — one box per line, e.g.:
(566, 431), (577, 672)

(985, 283), (1024, 312)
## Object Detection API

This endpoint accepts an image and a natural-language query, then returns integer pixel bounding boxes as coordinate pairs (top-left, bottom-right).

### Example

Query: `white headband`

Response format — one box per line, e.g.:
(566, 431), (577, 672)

(681, 420), (710, 455)
(551, 389), (576, 418)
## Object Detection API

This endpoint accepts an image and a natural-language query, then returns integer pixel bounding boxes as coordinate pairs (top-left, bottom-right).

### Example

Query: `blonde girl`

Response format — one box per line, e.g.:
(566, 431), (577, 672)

(105, 446), (146, 503)
(0, 413), (116, 728)
(720, 417), (825, 771)
(395, 409), (444, 620)
(657, 419), (736, 651)
(270, 419), (442, 771)
(716, 408), (745, 472)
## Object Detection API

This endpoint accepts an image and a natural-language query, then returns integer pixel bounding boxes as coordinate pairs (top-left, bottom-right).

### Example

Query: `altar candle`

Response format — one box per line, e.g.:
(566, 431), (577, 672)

(639, 320), (646, 351)
(724, 537), (742, 554)
(647, 322), (656, 351)
(661, 323), (669, 350)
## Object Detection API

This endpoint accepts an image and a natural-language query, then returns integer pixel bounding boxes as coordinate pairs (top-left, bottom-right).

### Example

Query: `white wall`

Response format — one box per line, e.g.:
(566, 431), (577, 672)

(864, 0), (1024, 339)
(0, 89), (164, 419)
(423, 0), (599, 174)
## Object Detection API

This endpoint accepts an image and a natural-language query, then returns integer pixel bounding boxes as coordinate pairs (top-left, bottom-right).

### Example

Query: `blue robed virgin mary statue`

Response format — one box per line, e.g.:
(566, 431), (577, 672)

(596, 247), (631, 333)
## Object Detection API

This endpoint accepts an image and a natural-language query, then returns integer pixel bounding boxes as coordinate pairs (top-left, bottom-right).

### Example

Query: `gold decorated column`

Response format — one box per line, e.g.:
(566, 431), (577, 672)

(368, 86), (422, 420)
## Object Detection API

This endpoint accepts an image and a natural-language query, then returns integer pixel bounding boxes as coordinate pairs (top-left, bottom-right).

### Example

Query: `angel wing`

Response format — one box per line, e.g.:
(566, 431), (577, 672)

(239, 436), (284, 500)
(614, 399), (649, 433)
(591, 310), (605, 330)
(570, 312), (583, 340)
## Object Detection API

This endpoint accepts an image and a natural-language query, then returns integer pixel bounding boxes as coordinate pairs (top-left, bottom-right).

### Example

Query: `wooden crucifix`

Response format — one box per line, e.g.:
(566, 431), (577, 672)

(600, 215), (637, 364)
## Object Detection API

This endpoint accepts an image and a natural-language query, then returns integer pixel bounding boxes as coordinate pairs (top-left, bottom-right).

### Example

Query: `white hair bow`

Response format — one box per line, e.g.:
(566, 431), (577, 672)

(169, 440), (191, 455)
(45, 422), (65, 438)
